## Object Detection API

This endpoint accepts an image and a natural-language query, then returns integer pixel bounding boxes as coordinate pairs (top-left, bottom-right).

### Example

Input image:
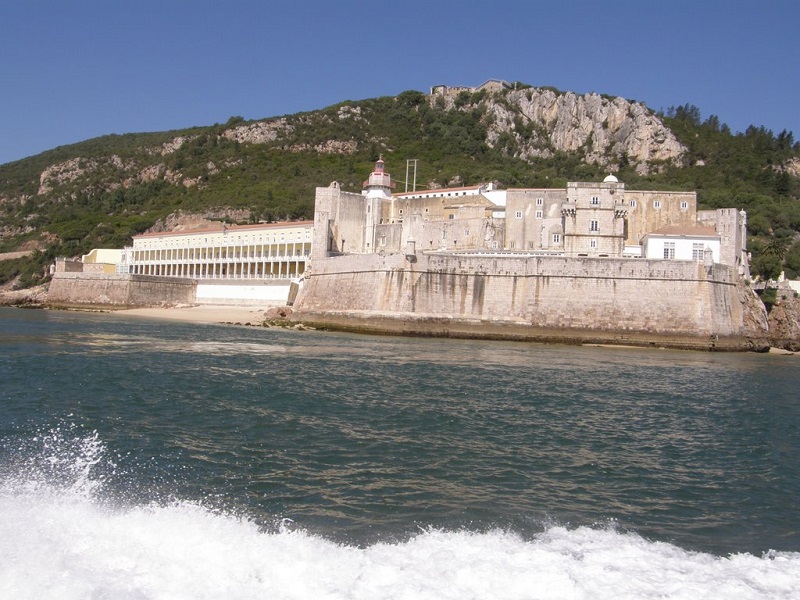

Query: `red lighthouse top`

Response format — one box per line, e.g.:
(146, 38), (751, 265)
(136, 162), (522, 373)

(363, 157), (395, 196)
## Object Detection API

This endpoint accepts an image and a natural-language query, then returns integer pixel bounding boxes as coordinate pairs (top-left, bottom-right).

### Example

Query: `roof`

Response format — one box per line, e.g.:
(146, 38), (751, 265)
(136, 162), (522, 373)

(646, 225), (719, 238)
(395, 184), (486, 198)
(133, 220), (313, 240)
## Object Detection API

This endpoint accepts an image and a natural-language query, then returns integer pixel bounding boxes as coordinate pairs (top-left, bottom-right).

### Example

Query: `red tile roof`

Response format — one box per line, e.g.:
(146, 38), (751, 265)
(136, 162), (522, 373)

(133, 220), (313, 239)
(647, 225), (719, 237)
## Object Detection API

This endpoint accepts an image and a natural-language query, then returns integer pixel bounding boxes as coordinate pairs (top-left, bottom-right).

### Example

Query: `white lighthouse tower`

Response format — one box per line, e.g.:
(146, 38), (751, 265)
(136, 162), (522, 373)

(362, 157), (394, 198)
(362, 157), (395, 252)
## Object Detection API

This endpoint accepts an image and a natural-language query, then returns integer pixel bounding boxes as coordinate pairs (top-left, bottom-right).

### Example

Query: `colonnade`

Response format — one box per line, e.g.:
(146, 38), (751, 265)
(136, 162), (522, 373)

(123, 240), (311, 280)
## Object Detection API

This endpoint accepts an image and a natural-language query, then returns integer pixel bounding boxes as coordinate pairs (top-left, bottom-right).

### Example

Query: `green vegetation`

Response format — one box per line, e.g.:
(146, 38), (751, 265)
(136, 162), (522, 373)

(0, 89), (798, 289)
(652, 104), (800, 281)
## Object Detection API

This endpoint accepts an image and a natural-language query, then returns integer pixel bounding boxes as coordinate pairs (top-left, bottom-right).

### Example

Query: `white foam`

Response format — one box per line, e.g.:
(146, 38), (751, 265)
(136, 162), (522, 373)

(1, 430), (798, 599)
(1, 488), (798, 599)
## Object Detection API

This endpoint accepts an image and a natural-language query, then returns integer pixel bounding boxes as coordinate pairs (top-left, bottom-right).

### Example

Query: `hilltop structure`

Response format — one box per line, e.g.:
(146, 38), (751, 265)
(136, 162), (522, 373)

(293, 160), (767, 350)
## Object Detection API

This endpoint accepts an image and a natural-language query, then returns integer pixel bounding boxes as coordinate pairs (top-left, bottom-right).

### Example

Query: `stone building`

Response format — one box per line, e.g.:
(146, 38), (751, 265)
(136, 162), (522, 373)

(296, 160), (765, 350)
(313, 159), (747, 271)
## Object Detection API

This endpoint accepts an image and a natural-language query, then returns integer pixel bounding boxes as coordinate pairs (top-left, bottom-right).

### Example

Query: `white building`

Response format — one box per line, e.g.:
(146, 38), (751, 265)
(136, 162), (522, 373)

(641, 226), (721, 263)
(121, 221), (313, 280)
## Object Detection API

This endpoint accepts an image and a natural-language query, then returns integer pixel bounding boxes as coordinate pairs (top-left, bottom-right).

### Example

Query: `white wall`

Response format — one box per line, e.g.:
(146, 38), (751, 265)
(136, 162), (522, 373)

(644, 236), (720, 263)
(196, 283), (290, 306)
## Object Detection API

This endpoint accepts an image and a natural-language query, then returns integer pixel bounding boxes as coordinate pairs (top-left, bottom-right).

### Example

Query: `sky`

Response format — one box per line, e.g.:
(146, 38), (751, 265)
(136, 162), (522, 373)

(1, 0), (798, 166)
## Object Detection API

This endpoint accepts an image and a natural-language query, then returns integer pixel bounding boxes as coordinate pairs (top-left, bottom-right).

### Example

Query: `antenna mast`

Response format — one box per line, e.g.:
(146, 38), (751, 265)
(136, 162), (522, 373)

(405, 159), (418, 193)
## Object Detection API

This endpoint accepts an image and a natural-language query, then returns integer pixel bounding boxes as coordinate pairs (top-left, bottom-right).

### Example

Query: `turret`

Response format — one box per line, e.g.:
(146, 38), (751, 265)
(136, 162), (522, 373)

(363, 157), (395, 199)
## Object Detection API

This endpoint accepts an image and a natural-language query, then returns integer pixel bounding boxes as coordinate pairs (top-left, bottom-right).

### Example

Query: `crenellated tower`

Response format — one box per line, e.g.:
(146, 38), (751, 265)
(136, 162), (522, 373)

(561, 175), (628, 257)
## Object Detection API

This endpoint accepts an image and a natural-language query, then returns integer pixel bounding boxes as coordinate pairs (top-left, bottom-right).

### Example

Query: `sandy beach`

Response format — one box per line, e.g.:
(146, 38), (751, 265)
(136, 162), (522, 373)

(110, 305), (271, 325)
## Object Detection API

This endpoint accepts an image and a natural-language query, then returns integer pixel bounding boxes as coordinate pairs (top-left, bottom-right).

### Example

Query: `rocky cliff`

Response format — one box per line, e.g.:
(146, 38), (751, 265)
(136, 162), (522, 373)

(767, 286), (800, 350)
(433, 85), (685, 174)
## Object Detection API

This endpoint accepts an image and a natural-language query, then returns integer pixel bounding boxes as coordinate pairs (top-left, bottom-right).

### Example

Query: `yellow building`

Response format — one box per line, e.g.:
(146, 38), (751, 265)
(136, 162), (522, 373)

(81, 248), (124, 274)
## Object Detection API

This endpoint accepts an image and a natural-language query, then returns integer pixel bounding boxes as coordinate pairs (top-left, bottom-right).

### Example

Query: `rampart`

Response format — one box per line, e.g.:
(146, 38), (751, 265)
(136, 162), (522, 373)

(293, 253), (769, 351)
(48, 272), (196, 309)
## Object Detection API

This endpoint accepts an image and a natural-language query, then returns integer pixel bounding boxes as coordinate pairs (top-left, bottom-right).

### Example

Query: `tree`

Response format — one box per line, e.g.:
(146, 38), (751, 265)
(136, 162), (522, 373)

(783, 242), (800, 279)
(762, 235), (790, 261)
(750, 253), (783, 282)
(747, 214), (771, 237)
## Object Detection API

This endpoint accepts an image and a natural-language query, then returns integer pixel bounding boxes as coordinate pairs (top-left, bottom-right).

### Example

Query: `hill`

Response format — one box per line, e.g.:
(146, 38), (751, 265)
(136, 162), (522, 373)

(1, 81), (799, 289)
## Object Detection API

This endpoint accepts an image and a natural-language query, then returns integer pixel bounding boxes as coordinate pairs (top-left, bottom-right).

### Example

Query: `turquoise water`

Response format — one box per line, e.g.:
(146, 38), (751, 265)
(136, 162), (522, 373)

(1, 306), (798, 598)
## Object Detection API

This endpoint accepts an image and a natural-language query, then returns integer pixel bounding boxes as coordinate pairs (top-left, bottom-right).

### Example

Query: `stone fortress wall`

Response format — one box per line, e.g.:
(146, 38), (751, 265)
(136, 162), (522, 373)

(295, 161), (768, 350)
(295, 250), (766, 350)
(48, 271), (196, 308)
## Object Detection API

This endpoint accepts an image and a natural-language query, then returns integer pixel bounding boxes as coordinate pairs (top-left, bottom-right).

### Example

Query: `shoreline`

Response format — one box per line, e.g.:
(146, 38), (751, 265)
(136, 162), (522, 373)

(107, 305), (272, 325)
(3, 300), (797, 354)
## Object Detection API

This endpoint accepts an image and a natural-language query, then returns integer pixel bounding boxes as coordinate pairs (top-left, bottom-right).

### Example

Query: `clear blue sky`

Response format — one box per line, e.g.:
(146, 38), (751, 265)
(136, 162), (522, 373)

(1, 0), (797, 166)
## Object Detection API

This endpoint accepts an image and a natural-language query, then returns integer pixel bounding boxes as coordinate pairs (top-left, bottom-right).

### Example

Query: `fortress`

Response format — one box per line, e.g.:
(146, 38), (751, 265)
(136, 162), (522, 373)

(46, 158), (770, 350)
(292, 159), (769, 350)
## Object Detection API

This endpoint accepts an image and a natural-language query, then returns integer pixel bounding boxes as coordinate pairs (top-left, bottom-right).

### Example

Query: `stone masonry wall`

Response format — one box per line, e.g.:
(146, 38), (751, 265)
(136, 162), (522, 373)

(295, 253), (768, 350)
(48, 272), (196, 308)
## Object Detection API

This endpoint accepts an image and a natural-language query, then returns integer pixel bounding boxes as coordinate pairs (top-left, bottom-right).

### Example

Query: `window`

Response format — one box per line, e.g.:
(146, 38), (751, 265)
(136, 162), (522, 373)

(590, 239), (598, 249)
(448, 214), (455, 220)
(535, 210), (543, 219)
(491, 241), (499, 249)
(654, 200), (661, 209)
(380, 236), (387, 247)
(510, 241), (516, 249)
(442, 230), (447, 240)
(692, 243), (705, 260)
(590, 196), (600, 205)
(590, 220), (599, 232)
(681, 201), (689, 209)
(528, 241), (535, 249)
(399, 209), (404, 215)
(629, 199), (636, 208)
(552, 233), (561, 244)
(515, 211), (523, 219)
(464, 229), (470, 236)
(536, 197), (544, 206)
(663, 241), (675, 259)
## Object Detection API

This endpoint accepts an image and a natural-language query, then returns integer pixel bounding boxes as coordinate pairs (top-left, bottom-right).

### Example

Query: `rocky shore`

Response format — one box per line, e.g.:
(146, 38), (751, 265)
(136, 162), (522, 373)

(0, 284), (49, 307)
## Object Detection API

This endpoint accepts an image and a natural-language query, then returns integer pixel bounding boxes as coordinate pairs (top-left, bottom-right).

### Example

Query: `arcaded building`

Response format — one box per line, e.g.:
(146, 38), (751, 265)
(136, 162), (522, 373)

(122, 221), (313, 280)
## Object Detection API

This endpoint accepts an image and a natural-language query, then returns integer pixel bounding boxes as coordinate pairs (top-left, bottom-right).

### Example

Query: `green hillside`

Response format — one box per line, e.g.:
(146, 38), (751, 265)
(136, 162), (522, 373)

(1, 86), (799, 289)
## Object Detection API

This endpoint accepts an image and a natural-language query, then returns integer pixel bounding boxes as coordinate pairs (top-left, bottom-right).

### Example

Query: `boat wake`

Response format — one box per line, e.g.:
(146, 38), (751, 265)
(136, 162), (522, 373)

(1, 427), (798, 599)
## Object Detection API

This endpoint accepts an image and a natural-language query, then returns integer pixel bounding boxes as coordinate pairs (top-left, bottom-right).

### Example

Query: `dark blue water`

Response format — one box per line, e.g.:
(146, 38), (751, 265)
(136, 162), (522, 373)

(1, 306), (798, 599)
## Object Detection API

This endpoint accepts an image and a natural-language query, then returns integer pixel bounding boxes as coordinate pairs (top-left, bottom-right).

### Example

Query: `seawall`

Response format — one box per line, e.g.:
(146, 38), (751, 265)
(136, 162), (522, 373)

(47, 272), (196, 309)
(47, 272), (295, 309)
(293, 253), (770, 351)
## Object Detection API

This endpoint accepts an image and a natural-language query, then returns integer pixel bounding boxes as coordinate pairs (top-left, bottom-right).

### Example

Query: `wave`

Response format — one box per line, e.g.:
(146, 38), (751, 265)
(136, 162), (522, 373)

(1, 428), (798, 599)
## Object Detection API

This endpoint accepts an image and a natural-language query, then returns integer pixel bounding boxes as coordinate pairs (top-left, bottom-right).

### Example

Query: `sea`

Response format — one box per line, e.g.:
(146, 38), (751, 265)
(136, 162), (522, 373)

(0, 306), (798, 599)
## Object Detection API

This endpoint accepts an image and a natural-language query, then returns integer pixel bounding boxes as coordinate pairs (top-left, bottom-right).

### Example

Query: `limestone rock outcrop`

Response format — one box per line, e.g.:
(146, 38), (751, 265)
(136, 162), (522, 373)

(438, 87), (686, 174)
(145, 209), (253, 234)
(767, 287), (800, 350)
(222, 119), (293, 144)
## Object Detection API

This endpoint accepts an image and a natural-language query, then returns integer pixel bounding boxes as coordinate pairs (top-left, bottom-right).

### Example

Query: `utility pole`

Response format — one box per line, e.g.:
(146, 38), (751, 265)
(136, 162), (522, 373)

(405, 159), (418, 193)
